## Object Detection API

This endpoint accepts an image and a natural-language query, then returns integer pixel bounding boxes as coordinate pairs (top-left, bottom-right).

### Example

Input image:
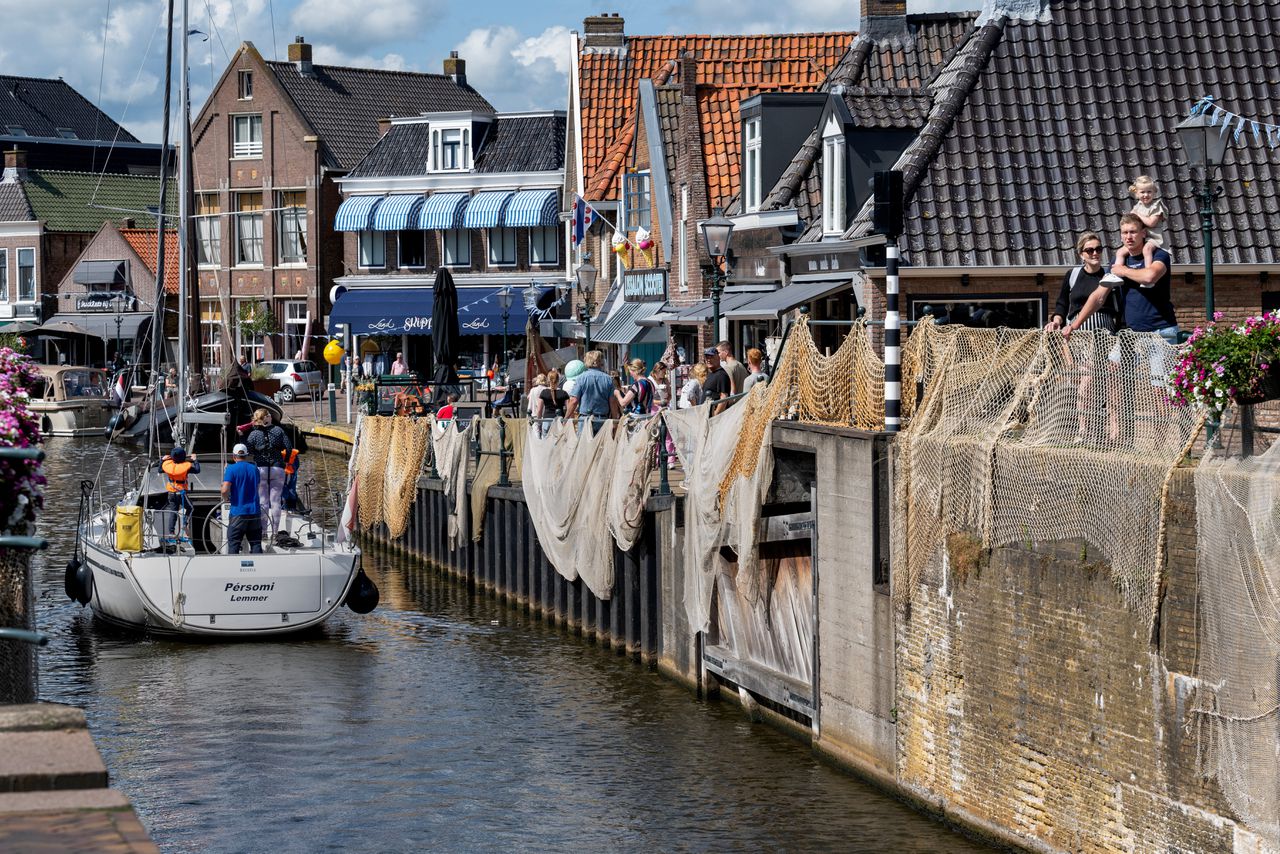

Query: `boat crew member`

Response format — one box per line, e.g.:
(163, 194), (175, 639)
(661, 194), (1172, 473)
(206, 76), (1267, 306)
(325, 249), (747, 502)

(161, 446), (200, 544)
(221, 443), (262, 554)
(245, 408), (293, 546)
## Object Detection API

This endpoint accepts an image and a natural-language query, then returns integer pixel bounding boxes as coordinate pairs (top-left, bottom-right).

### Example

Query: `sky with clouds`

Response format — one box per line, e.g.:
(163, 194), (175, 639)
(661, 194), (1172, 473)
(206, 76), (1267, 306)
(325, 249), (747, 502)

(0, 0), (974, 144)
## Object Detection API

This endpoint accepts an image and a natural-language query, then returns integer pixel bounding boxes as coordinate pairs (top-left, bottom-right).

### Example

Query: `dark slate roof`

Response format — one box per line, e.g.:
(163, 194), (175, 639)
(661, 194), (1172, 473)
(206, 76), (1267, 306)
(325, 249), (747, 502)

(845, 0), (1280, 267)
(347, 114), (566, 178)
(474, 115), (566, 174)
(760, 12), (977, 218)
(0, 182), (33, 221)
(21, 170), (174, 232)
(266, 61), (495, 172)
(0, 75), (139, 143)
(655, 87), (681, 187)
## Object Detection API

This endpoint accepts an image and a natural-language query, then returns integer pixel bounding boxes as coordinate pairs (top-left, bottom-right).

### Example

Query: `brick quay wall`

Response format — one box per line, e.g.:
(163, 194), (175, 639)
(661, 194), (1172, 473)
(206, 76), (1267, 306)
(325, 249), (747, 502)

(360, 423), (1261, 854)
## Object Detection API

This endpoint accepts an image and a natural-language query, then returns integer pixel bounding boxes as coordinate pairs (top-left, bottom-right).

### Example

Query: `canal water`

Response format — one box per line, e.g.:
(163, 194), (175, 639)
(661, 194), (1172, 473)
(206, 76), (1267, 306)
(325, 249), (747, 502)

(34, 438), (991, 853)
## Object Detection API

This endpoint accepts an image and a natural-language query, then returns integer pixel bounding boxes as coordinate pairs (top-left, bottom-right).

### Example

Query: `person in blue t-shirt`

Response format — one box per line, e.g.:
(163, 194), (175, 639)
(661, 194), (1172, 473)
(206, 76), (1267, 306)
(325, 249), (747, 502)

(564, 350), (620, 426)
(221, 443), (262, 554)
(1109, 213), (1179, 383)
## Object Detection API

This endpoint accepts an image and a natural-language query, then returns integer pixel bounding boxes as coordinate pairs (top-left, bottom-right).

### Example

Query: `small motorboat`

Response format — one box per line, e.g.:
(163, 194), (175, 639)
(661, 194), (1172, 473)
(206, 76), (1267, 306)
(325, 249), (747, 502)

(30, 365), (114, 437)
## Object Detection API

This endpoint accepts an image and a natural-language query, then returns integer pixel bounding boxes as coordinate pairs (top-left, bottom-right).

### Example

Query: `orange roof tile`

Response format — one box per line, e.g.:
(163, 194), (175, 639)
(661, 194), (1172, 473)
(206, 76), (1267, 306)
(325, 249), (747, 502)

(120, 229), (180, 295)
(579, 32), (854, 206)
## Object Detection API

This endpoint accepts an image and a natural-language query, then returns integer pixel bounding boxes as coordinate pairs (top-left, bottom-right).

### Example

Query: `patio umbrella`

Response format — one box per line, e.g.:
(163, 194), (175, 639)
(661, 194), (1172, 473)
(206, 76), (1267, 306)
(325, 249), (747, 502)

(37, 320), (96, 337)
(431, 267), (461, 405)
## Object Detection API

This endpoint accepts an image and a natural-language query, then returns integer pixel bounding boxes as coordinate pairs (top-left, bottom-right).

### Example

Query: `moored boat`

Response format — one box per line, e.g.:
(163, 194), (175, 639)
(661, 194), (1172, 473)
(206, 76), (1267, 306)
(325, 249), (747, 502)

(30, 365), (113, 436)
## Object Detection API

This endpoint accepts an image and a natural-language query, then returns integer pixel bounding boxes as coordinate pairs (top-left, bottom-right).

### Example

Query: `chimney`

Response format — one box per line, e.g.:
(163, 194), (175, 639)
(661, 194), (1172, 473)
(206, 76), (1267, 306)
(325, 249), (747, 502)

(2, 147), (27, 183)
(376, 118), (391, 138)
(680, 54), (697, 98)
(288, 36), (313, 75)
(862, 0), (907, 15)
(582, 13), (626, 54)
(443, 51), (466, 87)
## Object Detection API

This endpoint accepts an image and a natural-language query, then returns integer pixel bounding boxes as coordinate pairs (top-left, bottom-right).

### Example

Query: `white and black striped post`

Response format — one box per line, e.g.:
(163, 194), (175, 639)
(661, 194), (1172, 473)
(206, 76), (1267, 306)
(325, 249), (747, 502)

(884, 240), (901, 432)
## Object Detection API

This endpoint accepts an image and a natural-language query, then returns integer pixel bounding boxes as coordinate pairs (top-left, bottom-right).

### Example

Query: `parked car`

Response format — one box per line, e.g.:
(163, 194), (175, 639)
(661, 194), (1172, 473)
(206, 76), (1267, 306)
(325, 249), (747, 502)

(260, 359), (324, 402)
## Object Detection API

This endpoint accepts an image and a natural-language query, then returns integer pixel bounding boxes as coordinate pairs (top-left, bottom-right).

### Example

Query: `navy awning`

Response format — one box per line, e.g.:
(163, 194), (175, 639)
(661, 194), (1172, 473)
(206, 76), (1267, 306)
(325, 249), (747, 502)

(416, 192), (469, 230)
(372, 194), (425, 231)
(334, 196), (384, 232)
(462, 191), (514, 229)
(328, 289), (433, 336)
(455, 287), (531, 335)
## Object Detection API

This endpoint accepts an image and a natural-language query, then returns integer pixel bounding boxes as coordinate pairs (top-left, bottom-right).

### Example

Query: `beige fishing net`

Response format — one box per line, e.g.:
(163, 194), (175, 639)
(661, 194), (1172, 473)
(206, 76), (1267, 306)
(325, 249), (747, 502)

(894, 328), (1202, 625)
(1192, 436), (1280, 847)
(469, 416), (528, 541)
(354, 415), (391, 531)
(432, 416), (474, 549)
(350, 415), (430, 538)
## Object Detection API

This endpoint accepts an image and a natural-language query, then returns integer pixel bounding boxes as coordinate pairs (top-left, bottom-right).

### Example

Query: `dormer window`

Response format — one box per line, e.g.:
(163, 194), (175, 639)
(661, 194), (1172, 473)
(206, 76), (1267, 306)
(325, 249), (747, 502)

(6, 126), (27, 137)
(56, 128), (78, 139)
(430, 126), (471, 172)
(821, 115), (847, 236)
(238, 70), (253, 100)
(743, 117), (762, 212)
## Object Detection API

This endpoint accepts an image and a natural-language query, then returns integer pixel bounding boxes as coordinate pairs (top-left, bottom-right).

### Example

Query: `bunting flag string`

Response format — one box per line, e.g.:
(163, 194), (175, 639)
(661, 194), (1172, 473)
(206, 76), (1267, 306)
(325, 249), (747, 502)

(1189, 96), (1280, 149)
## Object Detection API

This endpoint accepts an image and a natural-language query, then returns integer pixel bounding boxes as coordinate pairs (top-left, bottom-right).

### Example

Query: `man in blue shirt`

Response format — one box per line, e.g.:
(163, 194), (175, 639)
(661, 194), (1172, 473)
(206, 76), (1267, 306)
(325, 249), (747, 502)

(564, 350), (620, 426)
(1110, 213), (1178, 383)
(221, 443), (262, 554)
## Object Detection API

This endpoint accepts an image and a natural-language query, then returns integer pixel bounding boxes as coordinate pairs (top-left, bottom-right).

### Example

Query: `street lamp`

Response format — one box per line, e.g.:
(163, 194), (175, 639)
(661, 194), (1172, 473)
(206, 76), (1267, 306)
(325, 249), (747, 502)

(113, 293), (124, 370)
(1175, 112), (1232, 320)
(700, 207), (735, 343)
(497, 289), (513, 376)
(576, 260), (598, 351)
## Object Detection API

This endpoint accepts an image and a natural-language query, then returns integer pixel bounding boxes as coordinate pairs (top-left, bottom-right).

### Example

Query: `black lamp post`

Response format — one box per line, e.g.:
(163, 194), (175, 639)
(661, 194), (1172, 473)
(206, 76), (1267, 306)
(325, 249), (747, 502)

(497, 289), (513, 377)
(700, 207), (735, 343)
(576, 260), (597, 351)
(1175, 113), (1232, 320)
(113, 294), (124, 368)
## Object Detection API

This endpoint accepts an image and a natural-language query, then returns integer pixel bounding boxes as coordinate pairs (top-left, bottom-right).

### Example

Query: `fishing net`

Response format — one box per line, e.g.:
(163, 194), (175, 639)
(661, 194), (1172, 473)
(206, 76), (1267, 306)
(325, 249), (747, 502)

(605, 419), (659, 553)
(894, 327), (1203, 625)
(381, 418), (430, 540)
(1192, 436), (1280, 847)
(354, 415), (392, 531)
(432, 416), (474, 549)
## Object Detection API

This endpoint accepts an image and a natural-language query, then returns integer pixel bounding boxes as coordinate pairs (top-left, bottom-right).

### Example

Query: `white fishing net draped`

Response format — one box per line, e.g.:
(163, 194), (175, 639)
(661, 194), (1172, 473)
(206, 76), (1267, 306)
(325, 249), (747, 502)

(1193, 439), (1280, 847)
(521, 419), (656, 600)
(432, 416), (473, 549)
(714, 551), (814, 685)
(894, 328), (1202, 624)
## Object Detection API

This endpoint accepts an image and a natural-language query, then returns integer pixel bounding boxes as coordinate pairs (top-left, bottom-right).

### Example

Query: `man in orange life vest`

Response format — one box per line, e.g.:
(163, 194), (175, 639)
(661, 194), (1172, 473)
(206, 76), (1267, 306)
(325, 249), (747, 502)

(161, 447), (200, 544)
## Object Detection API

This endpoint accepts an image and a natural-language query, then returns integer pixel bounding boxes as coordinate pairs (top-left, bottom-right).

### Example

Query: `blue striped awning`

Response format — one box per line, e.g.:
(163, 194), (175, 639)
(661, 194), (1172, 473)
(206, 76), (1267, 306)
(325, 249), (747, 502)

(504, 189), (559, 228)
(334, 195), (384, 232)
(462, 190), (514, 229)
(416, 192), (470, 230)
(372, 194), (426, 231)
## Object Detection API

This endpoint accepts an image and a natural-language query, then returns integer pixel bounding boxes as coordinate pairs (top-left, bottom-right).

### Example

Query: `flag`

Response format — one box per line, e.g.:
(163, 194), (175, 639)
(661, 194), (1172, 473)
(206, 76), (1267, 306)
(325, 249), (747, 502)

(571, 194), (596, 246)
(111, 371), (128, 407)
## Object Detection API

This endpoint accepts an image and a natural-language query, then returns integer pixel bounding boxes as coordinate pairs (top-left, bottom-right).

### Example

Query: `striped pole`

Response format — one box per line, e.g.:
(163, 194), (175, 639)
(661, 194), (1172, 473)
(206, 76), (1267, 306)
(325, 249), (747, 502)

(884, 241), (901, 432)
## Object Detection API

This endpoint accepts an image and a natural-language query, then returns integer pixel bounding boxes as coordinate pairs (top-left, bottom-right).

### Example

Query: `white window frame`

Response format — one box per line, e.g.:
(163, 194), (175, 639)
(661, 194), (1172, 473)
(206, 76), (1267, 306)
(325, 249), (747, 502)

(232, 114), (263, 158)
(487, 227), (516, 266)
(195, 194), (221, 268)
(743, 117), (762, 212)
(624, 171), (651, 232)
(442, 229), (470, 267)
(238, 70), (253, 100)
(358, 230), (385, 269)
(822, 116), (847, 236)
(398, 229), (428, 269)
(529, 226), (559, 266)
(234, 192), (264, 266)
(200, 299), (223, 370)
(679, 184), (688, 292)
(276, 190), (307, 266)
(234, 298), (267, 362)
(284, 300), (308, 359)
(430, 126), (471, 172)
(0, 248), (7, 301)
(16, 247), (35, 302)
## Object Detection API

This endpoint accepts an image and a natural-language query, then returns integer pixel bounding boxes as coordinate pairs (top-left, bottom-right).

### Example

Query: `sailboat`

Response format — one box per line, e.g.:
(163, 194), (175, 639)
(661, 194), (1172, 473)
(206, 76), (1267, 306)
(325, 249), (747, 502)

(69, 0), (375, 636)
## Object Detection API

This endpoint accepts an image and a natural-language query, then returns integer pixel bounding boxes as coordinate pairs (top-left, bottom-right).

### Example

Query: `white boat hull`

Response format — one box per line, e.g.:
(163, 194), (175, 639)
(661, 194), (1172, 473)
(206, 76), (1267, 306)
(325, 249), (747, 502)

(33, 401), (113, 437)
(82, 508), (361, 637)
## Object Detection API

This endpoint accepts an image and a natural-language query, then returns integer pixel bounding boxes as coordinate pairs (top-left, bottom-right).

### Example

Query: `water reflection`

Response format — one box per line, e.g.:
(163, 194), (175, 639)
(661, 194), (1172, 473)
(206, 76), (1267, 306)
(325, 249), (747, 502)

(33, 439), (990, 853)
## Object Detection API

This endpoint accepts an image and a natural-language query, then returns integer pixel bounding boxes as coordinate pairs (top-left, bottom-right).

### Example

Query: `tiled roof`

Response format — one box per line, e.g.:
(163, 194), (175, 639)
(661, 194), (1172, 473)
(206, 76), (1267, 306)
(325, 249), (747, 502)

(20, 170), (174, 232)
(579, 33), (854, 205)
(266, 61), (495, 172)
(655, 87), (681, 189)
(346, 114), (566, 178)
(845, 0), (1280, 267)
(763, 13), (976, 218)
(0, 182), (33, 221)
(0, 75), (139, 143)
(119, 228), (179, 295)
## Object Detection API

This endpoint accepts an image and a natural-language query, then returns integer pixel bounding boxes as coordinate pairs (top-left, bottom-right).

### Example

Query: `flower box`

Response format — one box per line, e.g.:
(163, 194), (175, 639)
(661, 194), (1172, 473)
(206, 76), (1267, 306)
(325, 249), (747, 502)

(1169, 311), (1280, 412)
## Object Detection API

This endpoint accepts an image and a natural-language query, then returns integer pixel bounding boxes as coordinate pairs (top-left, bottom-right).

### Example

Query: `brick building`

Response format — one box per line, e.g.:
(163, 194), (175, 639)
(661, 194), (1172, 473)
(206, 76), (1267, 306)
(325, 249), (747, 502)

(190, 38), (492, 375)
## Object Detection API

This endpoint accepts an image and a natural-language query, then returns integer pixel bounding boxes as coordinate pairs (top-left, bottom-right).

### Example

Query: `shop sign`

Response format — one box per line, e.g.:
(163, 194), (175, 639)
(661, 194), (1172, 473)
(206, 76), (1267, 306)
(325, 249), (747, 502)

(623, 269), (666, 302)
(77, 293), (134, 312)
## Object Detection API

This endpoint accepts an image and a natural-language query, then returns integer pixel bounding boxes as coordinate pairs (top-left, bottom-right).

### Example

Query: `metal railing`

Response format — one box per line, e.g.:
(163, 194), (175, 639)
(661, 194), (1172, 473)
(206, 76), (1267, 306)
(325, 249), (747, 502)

(0, 447), (47, 704)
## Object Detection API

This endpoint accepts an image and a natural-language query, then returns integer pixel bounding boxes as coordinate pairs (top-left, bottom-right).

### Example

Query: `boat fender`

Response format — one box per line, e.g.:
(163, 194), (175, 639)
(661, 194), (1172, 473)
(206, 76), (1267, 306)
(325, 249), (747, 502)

(64, 557), (81, 602)
(344, 569), (379, 614)
(73, 560), (94, 606)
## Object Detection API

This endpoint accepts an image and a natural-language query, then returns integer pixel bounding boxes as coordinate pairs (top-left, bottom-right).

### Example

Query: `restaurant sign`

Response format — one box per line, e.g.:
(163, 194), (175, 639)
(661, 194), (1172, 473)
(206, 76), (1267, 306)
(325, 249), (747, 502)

(77, 292), (135, 312)
(623, 268), (666, 302)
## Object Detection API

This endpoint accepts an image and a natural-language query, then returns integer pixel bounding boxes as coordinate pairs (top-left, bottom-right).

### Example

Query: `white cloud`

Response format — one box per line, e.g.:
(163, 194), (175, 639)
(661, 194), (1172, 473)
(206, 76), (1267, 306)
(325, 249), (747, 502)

(454, 25), (571, 111)
(311, 44), (409, 71)
(290, 0), (440, 52)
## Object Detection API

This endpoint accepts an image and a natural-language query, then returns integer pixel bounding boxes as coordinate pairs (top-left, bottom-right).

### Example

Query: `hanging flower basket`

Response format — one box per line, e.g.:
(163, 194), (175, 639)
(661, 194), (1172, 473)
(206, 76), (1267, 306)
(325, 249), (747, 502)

(1233, 365), (1280, 406)
(1169, 311), (1280, 412)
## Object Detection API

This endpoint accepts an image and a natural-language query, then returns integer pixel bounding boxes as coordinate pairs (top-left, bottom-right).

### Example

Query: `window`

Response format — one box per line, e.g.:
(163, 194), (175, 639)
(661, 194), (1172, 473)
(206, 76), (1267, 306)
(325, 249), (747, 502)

(56, 128), (78, 140)
(911, 297), (1044, 329)
(624, 171), (651, 231)
(442, 229), (470, 267)
(234, 192), (264, 265)
(430, 126), (470, 171)
(200, 299), (224, 369)
(5, 126), (27, 137)
(530, 227), (559, 266)
(284, 301), (308, 359)
(238, 70), (253, 100)
(488, 228), (516, 266)
(822, 118), (847, 236)
(235, 298), (267, 362)
(398, 230), (427, 268)
(195, 194), (221, 267)
(17, 248), (35, 302)
(743, 117), (762, 212)
(276, 190), (307, 265)
(358, 230), (385, 268)
(232, 114), (263, 158)
(0, 249), (7, 300)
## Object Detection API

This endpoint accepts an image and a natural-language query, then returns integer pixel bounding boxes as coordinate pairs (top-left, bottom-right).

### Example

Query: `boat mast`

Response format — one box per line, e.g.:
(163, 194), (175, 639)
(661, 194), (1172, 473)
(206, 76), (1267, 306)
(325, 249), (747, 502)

(175, 0), (190, 437)
(149, 0), (176, 457)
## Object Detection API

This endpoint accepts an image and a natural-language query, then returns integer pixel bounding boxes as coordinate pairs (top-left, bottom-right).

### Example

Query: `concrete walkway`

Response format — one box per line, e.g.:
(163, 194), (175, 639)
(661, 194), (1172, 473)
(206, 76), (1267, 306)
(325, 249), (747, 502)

(0, 704), (158, 853)
(278, 394), (355, 446)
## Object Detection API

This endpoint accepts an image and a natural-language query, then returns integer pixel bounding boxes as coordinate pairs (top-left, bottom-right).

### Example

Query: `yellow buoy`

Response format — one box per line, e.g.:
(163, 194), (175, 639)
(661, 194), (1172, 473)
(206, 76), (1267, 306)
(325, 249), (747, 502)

(323, 338), (345, 366)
